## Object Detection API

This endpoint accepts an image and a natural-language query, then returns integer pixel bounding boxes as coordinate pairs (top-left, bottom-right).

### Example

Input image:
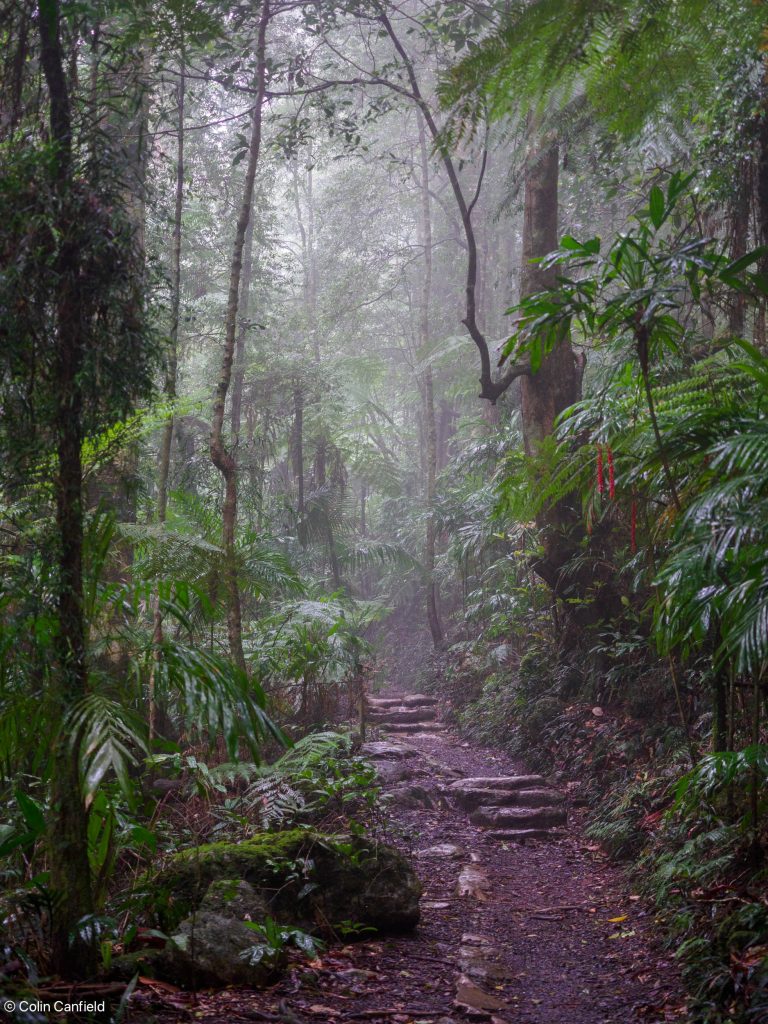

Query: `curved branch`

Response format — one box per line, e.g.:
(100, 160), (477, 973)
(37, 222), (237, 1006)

(376, 7), (521, 402)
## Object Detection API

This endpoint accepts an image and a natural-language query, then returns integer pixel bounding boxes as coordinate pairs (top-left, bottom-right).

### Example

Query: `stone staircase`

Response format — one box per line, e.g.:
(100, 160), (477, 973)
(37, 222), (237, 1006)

(447, 775), (567, 840)
(364, 692), (567, 842)
(366, 692), (444, 735)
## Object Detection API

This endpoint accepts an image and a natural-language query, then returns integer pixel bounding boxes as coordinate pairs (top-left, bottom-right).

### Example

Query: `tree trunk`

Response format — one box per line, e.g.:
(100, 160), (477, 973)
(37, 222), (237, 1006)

(417, 116), (443, 647)
(729, 160), (749, 336)
(151, 63), (185, 743)
(231, 215), (255, 440)
(210, 1), (269, 674)
(293, 385), (305, 517)
(38, 0), (96, 977)
(519, 146), (582, 595)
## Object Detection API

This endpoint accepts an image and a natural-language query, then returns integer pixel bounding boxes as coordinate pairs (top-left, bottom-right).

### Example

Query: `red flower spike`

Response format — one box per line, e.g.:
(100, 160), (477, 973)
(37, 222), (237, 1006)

(596, 444), (605, 494)
(607, 446), (615, 500)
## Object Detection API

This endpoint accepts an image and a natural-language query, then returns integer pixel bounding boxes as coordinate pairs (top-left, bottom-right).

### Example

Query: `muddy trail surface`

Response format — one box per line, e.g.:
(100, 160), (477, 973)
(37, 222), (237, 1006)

(135, 694), (688, 1024)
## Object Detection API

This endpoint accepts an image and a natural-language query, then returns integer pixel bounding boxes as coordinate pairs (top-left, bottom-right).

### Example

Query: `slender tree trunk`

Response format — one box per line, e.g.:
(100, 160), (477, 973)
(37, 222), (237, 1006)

(156, 65), (184, 524)
(211, 0), (269, 673)
(729, 161), (749, 336)
(231, 216), (255, 440)
(38, 0), (95, 978)
(306, 160), (320, 363)
(293, 385), (305, 517)
(417, 117), (443, 647)
(151, 63), (185, 743)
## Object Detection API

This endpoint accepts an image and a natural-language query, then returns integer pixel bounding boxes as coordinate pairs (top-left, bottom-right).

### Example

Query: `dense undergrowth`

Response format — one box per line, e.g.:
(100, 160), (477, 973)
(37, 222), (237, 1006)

(432, 620), (768, 1024)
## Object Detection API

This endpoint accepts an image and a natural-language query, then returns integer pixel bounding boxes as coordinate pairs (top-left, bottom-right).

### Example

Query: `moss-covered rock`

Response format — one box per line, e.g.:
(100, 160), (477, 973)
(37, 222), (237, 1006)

(149, 829), (421, 935)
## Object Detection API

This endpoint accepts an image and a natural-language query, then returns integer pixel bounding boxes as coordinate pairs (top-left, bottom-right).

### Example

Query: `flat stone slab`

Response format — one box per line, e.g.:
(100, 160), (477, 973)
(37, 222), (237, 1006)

(381, 722), (446, 733)
(361, 741), (419, 760)
(448, 775), (545, 791)
(368, 694), (437, 708)
(450, 786), (563, 811)
(368, 706), (437, 723)
(486, 828), (568, 842)
(470, 805), (567, 829)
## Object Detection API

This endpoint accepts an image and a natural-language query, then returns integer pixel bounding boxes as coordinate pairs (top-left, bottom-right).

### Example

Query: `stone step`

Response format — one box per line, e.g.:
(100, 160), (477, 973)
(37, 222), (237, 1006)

(368, 706), (437, 724)
(487, 828), (568, 842)
(447, 774), (545, 792)
(469, 805), (567, 829)
(367, 694), (437, 709)
(381, 721), (446, 734)
(450, 786), (564, 811)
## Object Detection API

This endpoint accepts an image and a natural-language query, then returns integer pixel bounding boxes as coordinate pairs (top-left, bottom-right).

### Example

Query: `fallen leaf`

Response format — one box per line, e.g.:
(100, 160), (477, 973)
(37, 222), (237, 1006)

(606, 915), (628, 923)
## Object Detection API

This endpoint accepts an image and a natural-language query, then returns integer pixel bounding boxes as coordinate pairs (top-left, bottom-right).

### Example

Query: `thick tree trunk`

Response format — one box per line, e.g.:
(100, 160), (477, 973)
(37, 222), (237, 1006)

(417, 117), (443, 647)
(519, 146), (582, 595)
(520, 147), (580, 451)
(210, 0), (269, 673)
(38, 0), (96, 977)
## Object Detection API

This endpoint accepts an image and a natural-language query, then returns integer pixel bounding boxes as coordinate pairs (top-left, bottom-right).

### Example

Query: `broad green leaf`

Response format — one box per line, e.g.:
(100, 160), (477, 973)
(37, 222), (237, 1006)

(648, 185), (665, 229)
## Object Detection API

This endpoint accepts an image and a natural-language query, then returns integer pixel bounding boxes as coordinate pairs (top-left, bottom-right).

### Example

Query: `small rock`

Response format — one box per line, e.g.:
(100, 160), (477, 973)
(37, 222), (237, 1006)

(374, 761), (416, 785)
(395, 784), (436, 809)
(416, 843), (465, 859)
(454, 974), (506, 1014)
(456, 864), (490, 900)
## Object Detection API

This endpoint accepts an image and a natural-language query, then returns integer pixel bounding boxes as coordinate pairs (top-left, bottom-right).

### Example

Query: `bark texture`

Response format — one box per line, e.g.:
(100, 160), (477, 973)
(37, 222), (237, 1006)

(519, 146), (582, 595)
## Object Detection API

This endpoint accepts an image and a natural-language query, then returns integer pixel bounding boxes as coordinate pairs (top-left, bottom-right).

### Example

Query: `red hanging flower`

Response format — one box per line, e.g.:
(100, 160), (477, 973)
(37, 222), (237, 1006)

(607, 446), (615, 500)
(596, 444), (605, 494)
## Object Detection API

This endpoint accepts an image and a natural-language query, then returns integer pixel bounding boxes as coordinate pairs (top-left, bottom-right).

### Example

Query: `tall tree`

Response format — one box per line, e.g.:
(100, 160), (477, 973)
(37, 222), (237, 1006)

(37, 0), (96, 975)
(417, 115), (443, 646)
(210, 0), (270, 672)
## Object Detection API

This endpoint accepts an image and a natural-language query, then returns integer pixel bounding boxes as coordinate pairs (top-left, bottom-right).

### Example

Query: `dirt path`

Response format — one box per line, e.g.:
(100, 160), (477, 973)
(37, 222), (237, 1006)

(135, 701), (688, 1024)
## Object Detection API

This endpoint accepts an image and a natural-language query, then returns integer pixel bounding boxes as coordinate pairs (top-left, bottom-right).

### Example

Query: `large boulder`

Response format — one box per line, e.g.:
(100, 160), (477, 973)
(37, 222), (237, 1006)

(149, 829), (421, 935)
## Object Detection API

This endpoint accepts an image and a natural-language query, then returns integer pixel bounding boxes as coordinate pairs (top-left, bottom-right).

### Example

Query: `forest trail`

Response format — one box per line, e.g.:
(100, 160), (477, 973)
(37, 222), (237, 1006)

(138, 693), (689, 1024)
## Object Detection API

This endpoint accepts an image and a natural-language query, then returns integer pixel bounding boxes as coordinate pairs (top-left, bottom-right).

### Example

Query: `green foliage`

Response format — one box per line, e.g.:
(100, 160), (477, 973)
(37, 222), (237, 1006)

(440, 0), (764, 157)
(0, 139), (160, 479)
(242, 915), (323, 965)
